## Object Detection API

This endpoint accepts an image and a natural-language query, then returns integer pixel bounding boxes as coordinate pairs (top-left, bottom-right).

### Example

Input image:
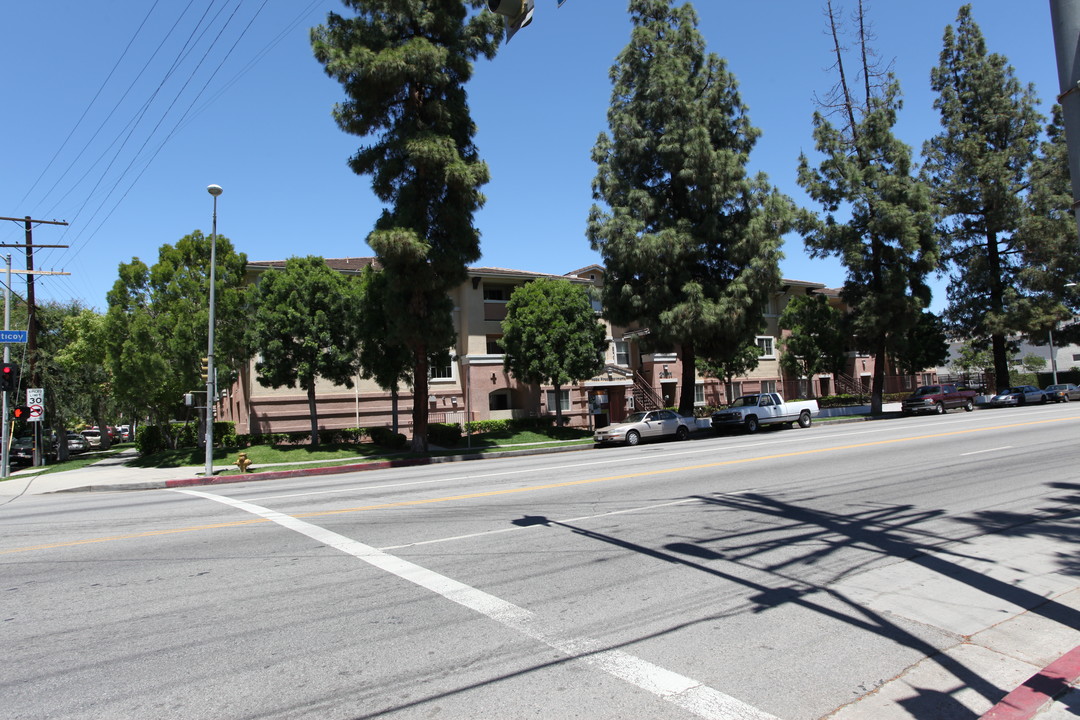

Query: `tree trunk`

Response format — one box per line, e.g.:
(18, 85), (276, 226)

(307, 381), (320, 446)
(871, 338), (887, 415)
(986, 229), (1011, 390)
(678, 342), (696, 417)
(553, 382), (563, 427)
(55, 421), (69, 463)
(391, 386), (399, 434)
(411, 347), (429, 453)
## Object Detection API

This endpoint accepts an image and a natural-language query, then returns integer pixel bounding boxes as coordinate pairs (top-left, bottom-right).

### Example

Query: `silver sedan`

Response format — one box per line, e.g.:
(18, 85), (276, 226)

(594, 409), (694, 446)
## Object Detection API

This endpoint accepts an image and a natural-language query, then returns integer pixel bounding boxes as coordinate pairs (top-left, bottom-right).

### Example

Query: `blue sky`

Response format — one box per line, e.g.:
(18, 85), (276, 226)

(0, 1), (1059, 314)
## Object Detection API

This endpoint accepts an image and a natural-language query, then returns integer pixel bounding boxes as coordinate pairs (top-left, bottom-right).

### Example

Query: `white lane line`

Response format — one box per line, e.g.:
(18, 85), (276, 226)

(174, 489), (778, 720)
(380, 498), (698, 550)
(960, 446), (1013, 456)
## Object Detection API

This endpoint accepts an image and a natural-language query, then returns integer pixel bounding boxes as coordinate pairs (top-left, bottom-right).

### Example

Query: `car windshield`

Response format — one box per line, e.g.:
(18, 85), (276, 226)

(729, 396), (759, 408)
(623, 412), (648, 424)
(912, 386), (941, 397)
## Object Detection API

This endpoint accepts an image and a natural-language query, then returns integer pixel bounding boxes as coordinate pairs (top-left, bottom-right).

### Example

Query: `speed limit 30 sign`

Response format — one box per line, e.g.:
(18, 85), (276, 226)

(26, 388), (44, 423)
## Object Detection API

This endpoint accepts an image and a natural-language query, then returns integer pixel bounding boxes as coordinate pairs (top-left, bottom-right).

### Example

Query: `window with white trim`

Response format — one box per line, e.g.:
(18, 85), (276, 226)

(429, 359), (454, 381)
(694, 383), (705, 405)
(614, 341), (630, 366)
(756, 336), (775, 358)
(760, 380), (777, 394)
(546, 389), (570, 412)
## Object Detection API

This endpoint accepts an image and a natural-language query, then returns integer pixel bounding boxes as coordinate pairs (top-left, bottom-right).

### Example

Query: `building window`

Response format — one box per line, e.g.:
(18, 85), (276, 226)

(760, 380), (777, 394)
(756, 336), (775, 358)
(483, 285), (509, 301)
(727, 381), (743, 403)
(486, 335), (503, 355)
(694, 383), (705, 405)
(430, 360), (454, 380)
(546, 389), (570, 412)
(489, 391), (510, 411)
(1073, 353), (1080, 362)
(614, 341), (630, 366)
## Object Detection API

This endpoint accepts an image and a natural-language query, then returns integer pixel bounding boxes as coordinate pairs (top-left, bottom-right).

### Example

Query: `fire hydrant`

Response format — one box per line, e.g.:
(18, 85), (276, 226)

(235, 452), (252, 473)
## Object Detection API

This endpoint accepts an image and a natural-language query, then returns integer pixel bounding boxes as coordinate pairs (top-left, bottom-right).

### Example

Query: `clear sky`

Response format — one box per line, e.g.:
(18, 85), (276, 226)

(0, 1), (1059, 314)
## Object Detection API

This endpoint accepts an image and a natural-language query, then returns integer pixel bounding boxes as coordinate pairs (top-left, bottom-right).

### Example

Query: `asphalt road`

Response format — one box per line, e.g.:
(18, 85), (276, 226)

(3, 404), (1078, 720)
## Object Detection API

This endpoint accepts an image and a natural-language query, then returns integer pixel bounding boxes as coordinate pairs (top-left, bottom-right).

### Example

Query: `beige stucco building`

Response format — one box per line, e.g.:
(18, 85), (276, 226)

(219, 259), (897, 438)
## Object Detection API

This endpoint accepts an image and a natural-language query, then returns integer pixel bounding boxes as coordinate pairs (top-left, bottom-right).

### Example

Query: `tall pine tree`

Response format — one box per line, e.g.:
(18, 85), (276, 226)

(312, 1), (500, 451)
(797, 0), (938, 414)
(922, 4), (1044, 390)
(588, 0), (792, 417)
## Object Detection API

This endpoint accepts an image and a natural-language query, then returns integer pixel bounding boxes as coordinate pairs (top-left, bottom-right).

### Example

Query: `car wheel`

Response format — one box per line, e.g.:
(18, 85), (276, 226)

(744, 416), (760, 434)
(675, 425), (689, 441)
(935, 402), (946, 415)
(625, 430), (640, 446)
(797, 410), (812, 428)
(964, 400), (974, 412)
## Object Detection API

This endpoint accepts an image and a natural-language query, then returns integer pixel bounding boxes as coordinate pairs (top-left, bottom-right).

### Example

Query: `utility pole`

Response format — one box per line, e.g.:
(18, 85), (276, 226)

(0, 216), (69, 383)
(0, 216), (69, 466)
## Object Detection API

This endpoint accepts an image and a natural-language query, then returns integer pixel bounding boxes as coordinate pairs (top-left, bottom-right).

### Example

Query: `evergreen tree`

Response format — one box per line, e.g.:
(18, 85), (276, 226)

(1015, 107), (1080, 345)
(249, 256), (364, 446)
(922, 4), (1044, 389)
(698, 340), (761, 404)
(500, 279), (608, 428)
(588, 0), (791, 417)
(777, 293), (848, 395)
(356, 265), (417, 434)
(797, 0), (938, 414)
(312, 1), (500, 451)
(888, 311), (949, 377)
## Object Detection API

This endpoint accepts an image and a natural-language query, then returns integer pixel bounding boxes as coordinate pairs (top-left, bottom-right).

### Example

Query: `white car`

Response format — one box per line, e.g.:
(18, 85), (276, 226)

(594, 409), (693, 446)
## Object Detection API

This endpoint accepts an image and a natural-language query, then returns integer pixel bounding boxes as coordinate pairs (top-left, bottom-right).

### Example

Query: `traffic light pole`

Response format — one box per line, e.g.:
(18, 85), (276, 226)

(2, 255), (10, 478)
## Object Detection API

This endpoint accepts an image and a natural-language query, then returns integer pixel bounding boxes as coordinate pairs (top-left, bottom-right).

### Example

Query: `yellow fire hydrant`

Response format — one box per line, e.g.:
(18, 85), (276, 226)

(235, 452), (252, 473)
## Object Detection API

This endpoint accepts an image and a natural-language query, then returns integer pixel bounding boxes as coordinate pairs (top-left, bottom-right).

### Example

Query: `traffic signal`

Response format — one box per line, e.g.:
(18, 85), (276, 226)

(11, 405), (29, 419)
(200, 357), (209, 383)
(488, 0), (534, 41)
(0, 362), (19, 392)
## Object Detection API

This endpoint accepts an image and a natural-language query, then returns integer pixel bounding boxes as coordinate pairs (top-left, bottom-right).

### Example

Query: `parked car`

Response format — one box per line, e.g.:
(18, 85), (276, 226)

(594, 409), (694, 446)
(711, 393), (819, 434)
(64, 432), (89, 454)
(10, 436), (36, 465)
(1043, 383), (1080, 403)
(81, 428), (103, 448)
(989, 385), (1047, 407)
(901, 384), (977, 415)
(118, 424), (132, 442)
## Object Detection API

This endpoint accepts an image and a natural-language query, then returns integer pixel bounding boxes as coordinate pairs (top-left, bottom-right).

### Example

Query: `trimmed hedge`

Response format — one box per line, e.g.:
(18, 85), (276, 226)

(369, 426), (408, 450)
(427, 422), (462, 447)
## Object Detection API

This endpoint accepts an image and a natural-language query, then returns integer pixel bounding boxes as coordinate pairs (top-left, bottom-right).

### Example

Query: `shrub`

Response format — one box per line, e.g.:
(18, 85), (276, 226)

(214, 421), (237, 447)
(427, 422), (462, 447)
(318, 427), (368, 445)
(173, 422), (199, 449)
(369, 426), (408, 450)
(464, 419), (510, 435)
(135, 425), (167, 455)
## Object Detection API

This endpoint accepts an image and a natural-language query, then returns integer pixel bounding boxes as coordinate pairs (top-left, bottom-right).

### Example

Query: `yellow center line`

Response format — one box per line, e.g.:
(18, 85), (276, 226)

(3, 415), (1074, 556)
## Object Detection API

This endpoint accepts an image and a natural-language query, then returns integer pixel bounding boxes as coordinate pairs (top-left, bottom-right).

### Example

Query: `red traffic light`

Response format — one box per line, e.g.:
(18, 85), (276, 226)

(12, 405), (29, 419)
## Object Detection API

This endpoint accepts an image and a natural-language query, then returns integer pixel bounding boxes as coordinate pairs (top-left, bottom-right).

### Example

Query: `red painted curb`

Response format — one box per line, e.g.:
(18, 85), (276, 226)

(163, 456), (434, 488)
(979, 645), (1080, 720)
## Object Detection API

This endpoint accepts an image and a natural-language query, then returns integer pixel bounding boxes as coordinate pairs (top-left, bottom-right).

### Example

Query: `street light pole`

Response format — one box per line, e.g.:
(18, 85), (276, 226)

(205, 184), (222, 478)
(1050, 328), (1059, 385)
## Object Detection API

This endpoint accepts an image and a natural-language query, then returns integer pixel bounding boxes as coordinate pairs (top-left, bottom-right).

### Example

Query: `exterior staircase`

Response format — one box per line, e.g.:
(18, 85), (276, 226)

(632, 370), (665, 411)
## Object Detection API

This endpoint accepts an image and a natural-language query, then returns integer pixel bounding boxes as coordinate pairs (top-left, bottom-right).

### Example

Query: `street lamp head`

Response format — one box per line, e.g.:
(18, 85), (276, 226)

(207, 184), (223, 197)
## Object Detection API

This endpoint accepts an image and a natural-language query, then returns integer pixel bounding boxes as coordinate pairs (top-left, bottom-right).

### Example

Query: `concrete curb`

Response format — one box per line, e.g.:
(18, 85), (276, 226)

(979, 645), (1080, 720)
(48, 442), (595, 493)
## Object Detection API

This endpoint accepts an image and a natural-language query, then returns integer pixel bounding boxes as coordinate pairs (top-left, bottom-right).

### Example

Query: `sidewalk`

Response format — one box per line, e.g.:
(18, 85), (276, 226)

(1, 443), (1077, 720)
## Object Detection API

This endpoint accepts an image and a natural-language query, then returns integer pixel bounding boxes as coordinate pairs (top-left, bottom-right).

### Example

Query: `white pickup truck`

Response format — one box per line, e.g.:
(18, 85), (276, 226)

(710, 392), (819, 434)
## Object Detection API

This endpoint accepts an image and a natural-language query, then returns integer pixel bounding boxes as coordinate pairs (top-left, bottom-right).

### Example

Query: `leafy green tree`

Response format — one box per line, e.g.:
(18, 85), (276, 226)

(698, 340), (761, 404)
(797, 0), (939, 414)
(355, 265), (415, 434)
(951, 341), (994, 385)
(104, 230), (248, 448)
(500, 279), (608, 427)
(1020, 353), (1047, 375)
(888, 311), (949, 376)
(249, 256), (363, 446)
(588, 0), (791, 417)
(922, 4), (1044, 389)
(777, 293), (848, 394)
(312, 1), (500, 452)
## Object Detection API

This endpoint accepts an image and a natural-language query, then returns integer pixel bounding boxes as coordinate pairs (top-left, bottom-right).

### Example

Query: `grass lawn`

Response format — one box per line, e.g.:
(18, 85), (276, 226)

(19, 445), (131, 476)
(130, 426), (598, 474)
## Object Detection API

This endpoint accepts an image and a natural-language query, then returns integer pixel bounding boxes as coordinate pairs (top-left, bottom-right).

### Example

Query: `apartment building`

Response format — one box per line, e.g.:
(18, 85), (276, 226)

(219, 259), (884, 436)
